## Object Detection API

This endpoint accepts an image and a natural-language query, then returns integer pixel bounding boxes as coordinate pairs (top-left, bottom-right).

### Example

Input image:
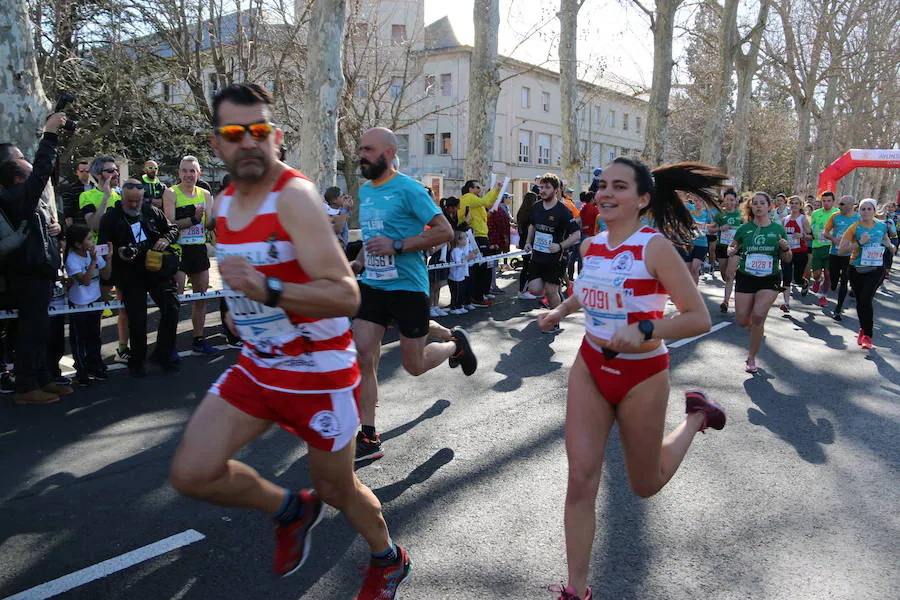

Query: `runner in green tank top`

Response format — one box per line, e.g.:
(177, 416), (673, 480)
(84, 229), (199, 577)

(162, 156), (219, 356)
(809, 191), (838, 304)
(710, 188), (743, 313)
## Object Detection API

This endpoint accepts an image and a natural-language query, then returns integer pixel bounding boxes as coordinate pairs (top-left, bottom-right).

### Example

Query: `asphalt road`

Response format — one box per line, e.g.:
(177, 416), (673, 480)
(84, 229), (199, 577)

(1, 269), (898, 600)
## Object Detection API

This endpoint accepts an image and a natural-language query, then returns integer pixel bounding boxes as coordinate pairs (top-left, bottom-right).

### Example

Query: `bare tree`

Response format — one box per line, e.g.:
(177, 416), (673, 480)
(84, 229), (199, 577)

(300, 0), (346, 189)
(726, 0), (770, 191)
(699, 0), (738, 167)
(464, 0), (501, 186)
(0, 0), (51, 151)
(628, 0), (684, 167)
(558, 0), (587, 190)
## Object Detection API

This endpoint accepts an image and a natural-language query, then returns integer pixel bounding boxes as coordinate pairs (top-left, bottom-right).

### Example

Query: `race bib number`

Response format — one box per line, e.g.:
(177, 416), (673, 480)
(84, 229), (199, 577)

(575, 272), (627, 339)
(178, 222), (205, 245)
(817, 228), (827, 243)
(533, 231), (553, 253)
(365, 251), (399, 280)
(860, 244), (884, 267)
(719, 229), (735, 245)
(226, 295), (295, 345)
(745, 253), (774, 277)
(789, 233), (801, 249)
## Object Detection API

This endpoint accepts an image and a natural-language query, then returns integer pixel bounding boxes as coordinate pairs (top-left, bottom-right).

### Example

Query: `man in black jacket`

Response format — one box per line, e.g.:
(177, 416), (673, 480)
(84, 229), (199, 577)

(99, 178), (181, 377)
(0, 112), (72, 404)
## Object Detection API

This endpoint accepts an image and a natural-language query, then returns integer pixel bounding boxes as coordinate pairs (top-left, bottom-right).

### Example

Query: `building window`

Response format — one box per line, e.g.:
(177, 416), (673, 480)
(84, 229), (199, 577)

(521, 86), (530, 109)
(396, 134), (409, 165)
(390, 76), (403, 99)
(541, 91), (550, 112)
(353, 23), (369, 44)
(591, 143), (601, 168)
(578, 106), (586, 126)
(537, 134), (551, 166)
(608, 110), (616, 128)
(424, 74), (436, 96)
(440, 73), (452, 96)
(355, 77), (368, 99)
(391, 24), (407, 43)
(440, 132), (452, 155)
(593, 106), (601, 123)
(607, 146), (616, 163)
(424, 133), (435, 155)
(636, 116), (642, 134)
(623, 113), (629, 131)
(518, 130), (531, 163)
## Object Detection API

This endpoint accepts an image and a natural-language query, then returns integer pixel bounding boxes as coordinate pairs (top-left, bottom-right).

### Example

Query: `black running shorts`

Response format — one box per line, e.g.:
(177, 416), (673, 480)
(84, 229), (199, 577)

(356, 283), (430, 338)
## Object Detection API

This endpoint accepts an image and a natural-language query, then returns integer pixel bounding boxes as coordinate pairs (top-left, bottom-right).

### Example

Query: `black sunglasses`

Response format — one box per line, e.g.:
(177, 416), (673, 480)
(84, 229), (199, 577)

(123, 182), (144, 190)
(102, 168), (119, 174)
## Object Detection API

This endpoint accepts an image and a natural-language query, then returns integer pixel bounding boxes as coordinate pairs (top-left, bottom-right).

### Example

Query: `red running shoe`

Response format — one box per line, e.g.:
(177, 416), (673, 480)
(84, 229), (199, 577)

(685, 390), (726, 432)
(273, 489), (325, 577)
(857, 329), (864, 346)
(540, 297), (550, 309)
(818, 296), (828, 308)
(779, 303), (790, 313)
(356, 545), (412, 600)
(549, 584), (593, 599)
(812, 279), (821, 293)
(860, 335), (874, 349)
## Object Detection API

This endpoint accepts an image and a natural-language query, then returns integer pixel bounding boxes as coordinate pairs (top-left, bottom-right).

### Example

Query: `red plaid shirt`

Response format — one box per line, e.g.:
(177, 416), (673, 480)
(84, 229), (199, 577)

(487, 206), (512, 252)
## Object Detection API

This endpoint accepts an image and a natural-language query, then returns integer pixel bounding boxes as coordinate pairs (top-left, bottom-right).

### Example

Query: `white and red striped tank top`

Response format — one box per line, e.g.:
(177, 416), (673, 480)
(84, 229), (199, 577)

(575, 226), (668, 341)
(784, 215), (808, 252)
(216, 169), (359, 393)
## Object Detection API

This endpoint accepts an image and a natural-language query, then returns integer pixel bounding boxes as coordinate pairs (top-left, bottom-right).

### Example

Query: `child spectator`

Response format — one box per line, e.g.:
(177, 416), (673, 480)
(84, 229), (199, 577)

(448, 229), (476, 314)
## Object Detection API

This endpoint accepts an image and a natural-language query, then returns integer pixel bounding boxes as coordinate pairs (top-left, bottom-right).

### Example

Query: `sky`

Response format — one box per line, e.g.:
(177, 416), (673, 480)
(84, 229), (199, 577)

(423, 0), (691, 92)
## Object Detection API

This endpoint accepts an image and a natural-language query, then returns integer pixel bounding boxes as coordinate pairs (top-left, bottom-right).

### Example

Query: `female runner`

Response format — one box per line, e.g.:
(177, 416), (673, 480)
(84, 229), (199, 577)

(778, 195), (812, 311)
(728, 192), (791, 373)
(839, 198), (895, 348)
(712, 189), (743, 312)
(539, 158), (728, 600)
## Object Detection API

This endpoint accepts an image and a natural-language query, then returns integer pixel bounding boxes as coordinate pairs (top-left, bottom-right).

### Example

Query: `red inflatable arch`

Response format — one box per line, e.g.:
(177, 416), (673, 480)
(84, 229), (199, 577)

(817, 148), (900, 195)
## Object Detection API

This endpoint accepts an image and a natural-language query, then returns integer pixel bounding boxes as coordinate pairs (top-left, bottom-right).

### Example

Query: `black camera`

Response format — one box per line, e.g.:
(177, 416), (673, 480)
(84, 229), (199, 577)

(121, 244), (139, 260)
(54, 93), (77, 133)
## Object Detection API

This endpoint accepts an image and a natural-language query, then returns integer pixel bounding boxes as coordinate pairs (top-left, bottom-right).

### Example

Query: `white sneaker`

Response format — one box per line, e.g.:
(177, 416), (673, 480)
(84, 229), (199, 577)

(434, 307), (448, 316)
(452, 308), (468, 314)
(518, 291), (537, 300)
(429, 306), (439, 317)
(465, 304), (477, 310)
(485, 294), (496, 300)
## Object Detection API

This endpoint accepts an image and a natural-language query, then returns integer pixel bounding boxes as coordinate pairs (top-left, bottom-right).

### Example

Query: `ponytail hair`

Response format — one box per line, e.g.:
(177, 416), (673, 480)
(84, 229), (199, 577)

(612, 157), (728, 248)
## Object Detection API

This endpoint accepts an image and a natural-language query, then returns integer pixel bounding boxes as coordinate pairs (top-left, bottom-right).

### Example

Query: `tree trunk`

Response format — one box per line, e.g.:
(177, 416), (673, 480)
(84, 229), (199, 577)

(300, 0), (346, 190)
(559, 0), (582, 190)
(641, 0), (681, 167)
(0, 0), (51, 154)
(464, 0), (500, 186)
(699, 0), (738, 167)
(726, 0), (768, 191)
(794, 102), (812, 195)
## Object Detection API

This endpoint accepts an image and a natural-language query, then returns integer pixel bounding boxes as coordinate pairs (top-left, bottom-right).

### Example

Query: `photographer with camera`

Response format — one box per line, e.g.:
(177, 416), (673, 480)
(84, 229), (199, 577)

(99, 178), (181, 378)
(0, 112), (72, 405)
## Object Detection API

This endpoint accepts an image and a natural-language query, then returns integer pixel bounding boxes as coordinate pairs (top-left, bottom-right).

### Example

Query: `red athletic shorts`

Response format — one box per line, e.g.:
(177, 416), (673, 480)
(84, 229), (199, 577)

(579, 337), (670, 405)
(210, 364), (361, 452)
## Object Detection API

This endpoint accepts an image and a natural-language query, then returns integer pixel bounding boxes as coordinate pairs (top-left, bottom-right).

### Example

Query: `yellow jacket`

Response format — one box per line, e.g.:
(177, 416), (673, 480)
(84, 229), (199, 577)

(458, 189), (499, 237)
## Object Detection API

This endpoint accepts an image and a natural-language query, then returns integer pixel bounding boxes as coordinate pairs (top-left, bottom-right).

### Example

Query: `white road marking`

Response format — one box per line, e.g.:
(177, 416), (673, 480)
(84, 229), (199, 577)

(668, 321), (732, 348)
(2, 529), (206, 600)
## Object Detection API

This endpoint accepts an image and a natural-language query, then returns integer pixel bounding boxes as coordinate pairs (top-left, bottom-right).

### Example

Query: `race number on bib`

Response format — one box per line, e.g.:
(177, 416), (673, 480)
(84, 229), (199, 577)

(574, 272), (627, 339)
(533, 231), (553, 254)
(226, 295), (295, 344)
(860, 245), (884, 267)
(719, 229), (735, 245)
(817, 228), (827, 243)
(745, 253), (774, 277)
(789, 233), (802, 249)
(365, 251), (399, 280)
(179, 223), (205, 245)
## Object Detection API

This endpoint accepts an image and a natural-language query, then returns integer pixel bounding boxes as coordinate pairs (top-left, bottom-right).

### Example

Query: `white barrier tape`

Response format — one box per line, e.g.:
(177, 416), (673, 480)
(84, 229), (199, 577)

(0, 250), (531, 319)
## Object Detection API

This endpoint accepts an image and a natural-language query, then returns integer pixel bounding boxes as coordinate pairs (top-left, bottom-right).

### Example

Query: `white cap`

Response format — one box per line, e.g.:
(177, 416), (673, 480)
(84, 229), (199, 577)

(858, 198), (877, 211)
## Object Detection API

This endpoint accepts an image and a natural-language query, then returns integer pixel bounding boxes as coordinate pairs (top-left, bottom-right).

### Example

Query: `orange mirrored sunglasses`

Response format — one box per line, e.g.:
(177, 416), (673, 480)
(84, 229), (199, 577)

(215, 122), (275, 143)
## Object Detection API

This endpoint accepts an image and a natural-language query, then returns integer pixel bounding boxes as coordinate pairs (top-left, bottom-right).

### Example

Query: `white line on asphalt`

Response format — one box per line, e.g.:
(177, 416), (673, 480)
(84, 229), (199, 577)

(668, 321), (732, 348)
(2, 529), (206, 600)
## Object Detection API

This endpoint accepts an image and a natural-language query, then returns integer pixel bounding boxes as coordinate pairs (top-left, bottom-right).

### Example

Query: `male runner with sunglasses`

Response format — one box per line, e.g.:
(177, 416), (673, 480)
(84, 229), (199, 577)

(162, 155), (219, 356)
(170, 83), (411, 600)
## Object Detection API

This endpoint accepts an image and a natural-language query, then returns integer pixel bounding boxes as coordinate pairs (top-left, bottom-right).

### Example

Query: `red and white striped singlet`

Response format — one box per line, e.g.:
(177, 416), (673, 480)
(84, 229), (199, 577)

(576, 227), (668, 342)
(216, 169), (359, 393)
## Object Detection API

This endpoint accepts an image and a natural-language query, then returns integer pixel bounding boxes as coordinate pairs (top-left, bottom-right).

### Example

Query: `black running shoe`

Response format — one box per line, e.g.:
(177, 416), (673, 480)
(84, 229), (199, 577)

(832, 310), (843, 321)
(355, 431), (384, 462)
(449, 327), (477, 376)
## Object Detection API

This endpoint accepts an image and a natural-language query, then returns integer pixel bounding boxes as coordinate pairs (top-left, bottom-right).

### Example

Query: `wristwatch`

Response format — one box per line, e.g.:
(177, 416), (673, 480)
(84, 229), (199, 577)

(638, 320), (655, 341)
(392, 239), (404, 255)
(264, 276), (284, 307)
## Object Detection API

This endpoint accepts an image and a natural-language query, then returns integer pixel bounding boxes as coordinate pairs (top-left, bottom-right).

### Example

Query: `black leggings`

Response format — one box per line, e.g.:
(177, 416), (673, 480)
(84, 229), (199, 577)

(519, 254), (531, 293)
(848, 267), (883, 337)
(828, 254), (851, 310)
(781, 253), (807, 287)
